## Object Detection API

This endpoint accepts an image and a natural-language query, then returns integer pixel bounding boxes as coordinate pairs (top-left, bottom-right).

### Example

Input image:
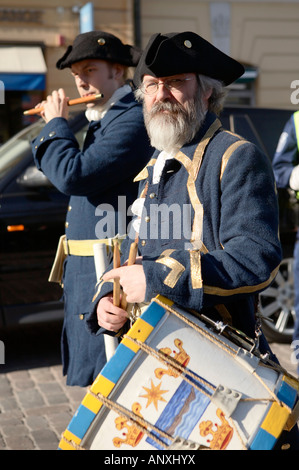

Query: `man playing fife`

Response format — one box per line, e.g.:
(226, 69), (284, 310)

(32, 31), (152, 387)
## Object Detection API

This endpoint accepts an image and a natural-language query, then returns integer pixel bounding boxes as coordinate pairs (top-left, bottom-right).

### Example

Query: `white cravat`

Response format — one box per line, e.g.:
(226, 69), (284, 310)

(131, 150), (175, 234)
(152, 150), (175, 184)
(85, 84), (132, 122)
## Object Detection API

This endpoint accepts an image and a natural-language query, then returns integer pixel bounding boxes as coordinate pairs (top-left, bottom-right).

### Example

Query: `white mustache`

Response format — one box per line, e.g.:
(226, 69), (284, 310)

(150, 100), (186, 116)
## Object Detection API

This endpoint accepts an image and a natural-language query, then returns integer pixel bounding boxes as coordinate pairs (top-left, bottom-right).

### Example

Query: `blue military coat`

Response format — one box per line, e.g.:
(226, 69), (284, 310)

(32, 91), (153, 386)
(87, 111), (282, 351)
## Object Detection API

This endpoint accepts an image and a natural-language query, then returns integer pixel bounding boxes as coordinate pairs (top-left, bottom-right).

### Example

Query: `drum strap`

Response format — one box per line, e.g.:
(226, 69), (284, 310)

(214, 304), (232, 325)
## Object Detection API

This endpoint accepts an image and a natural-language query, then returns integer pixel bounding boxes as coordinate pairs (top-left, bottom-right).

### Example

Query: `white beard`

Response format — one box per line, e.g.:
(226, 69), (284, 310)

(143, 97), (206, 153)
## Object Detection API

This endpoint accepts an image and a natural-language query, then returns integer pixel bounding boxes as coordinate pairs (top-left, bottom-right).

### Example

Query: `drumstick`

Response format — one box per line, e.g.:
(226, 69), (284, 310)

(119, 186), (147, 310)
(113, 241), (121, 307)
(120, 239), (138, 310)
(23, 93), (104, 115)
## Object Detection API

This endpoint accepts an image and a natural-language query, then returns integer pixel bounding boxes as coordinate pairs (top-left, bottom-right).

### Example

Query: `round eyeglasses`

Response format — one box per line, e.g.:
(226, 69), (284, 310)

(138, 77), (193, 95)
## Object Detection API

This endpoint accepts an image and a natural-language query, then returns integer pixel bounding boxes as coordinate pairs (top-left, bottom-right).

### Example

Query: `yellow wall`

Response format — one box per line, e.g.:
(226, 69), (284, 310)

(0, 0), (135, 99)
(0, 0), (299, 109)
(139, 0), (299, 110)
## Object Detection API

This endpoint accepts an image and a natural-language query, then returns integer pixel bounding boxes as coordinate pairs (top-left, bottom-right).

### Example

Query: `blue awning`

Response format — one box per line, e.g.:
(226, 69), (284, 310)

(0, 73), (46, 90)
(0, 46), (47, 91)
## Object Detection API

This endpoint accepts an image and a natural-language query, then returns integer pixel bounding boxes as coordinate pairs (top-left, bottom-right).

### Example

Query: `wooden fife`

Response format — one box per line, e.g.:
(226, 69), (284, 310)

(23, 93), (103, 115)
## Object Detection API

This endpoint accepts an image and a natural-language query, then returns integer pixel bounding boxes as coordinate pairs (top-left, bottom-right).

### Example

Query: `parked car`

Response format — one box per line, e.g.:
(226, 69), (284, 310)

(0, 111), (88, 328)
(0, 106), (297, 343)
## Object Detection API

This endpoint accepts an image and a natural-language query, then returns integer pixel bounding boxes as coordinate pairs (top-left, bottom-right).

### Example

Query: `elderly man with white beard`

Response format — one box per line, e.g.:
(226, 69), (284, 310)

(86, 32), (299, 449)
(87, 31), (281, 335)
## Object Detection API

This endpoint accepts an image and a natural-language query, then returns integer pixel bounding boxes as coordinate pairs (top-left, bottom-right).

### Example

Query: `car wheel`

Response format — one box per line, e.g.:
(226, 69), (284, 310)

(259, 257), (296, 343)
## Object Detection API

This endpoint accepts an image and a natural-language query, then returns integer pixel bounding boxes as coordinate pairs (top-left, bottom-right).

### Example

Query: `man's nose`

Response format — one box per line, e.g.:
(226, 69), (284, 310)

(155, 82), (172, 100)
(76, 75), (88, 87)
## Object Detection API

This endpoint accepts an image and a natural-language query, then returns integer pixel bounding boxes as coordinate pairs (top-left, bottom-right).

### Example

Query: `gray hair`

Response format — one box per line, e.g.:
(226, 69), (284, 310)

(196, 74), (227, 115)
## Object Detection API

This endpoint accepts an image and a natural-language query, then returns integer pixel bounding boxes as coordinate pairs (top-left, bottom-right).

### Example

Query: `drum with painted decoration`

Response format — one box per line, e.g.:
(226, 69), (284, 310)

(59, 296), (299, 451)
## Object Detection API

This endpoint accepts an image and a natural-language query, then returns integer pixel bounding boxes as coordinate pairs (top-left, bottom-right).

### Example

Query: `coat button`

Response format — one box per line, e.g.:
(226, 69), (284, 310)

(145, 216), (150, 222)
(65, 221), (69, 228)
(68, 205), (72, 211)
(141, 240), (146, 246)
(149, 192), (156, 199)
(49, 131), (56, 137)
(40, 136), (45, 142)
(79, 314), (84, 320)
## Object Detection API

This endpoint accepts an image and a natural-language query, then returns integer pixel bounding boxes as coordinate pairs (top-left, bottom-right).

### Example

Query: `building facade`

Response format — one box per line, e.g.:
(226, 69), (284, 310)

(0, 0), (136, 142)
(0, 0), (299, 141)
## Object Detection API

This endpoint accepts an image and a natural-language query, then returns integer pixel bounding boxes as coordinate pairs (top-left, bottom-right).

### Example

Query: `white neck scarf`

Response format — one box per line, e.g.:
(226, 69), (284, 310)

(85, 84), (132, 122)
(152, 150), (176, 184)
(131, 150), (176, 234)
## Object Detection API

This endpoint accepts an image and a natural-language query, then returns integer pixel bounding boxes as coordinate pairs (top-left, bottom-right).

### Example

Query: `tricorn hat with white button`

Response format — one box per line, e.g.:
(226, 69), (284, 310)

(56, 31), (142, 69)
(133, 31), (244, 87)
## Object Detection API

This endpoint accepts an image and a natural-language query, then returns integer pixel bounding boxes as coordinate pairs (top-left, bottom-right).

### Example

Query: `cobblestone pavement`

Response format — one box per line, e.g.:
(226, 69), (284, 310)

(0, 322), (86, 450)
(0, 321), (298, 451)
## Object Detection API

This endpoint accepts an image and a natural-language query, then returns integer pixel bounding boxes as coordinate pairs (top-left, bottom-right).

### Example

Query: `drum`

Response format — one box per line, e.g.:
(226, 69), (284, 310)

(58, 295), (299, 451)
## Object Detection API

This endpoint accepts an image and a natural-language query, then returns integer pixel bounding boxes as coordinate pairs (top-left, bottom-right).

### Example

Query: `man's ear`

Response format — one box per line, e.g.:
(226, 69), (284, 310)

(112, 63), (126, 81)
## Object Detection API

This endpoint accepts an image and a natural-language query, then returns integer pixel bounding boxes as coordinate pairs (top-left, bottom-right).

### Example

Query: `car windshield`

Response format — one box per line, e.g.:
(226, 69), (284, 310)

(0, 121), (45, 179)
(0, 112), (88, 180)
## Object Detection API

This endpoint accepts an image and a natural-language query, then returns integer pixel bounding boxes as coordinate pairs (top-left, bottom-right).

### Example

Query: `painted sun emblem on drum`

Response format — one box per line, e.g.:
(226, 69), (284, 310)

(140, 379), (168, 410)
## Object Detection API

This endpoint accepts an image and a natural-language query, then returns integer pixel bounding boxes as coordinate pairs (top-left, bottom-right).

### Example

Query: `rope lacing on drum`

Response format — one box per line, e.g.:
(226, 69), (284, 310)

(153, 297), (286, 408)
(123, 334), (247, 449)
(123, 334), (216, 398)
(88, 389), (209, 450)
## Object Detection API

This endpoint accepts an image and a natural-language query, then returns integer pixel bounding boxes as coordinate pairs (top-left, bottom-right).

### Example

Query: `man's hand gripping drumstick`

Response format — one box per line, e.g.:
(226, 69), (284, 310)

(96, 238), (146, 333)
(120, 240), (138, 310)
(97, 183), (148, 332)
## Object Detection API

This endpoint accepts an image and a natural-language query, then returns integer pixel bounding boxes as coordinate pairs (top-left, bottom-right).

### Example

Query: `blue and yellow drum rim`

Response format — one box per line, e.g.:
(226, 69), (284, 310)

(58, 296), (171, 450)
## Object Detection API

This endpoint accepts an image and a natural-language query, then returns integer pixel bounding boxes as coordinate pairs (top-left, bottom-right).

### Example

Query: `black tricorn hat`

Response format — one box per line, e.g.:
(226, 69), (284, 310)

(56, 31), (142, 69)
(133, 31), (244, 87)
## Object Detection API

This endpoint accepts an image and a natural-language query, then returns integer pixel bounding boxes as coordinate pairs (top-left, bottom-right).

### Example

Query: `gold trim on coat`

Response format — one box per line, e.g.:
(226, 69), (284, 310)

(156, 249), (185, 288)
